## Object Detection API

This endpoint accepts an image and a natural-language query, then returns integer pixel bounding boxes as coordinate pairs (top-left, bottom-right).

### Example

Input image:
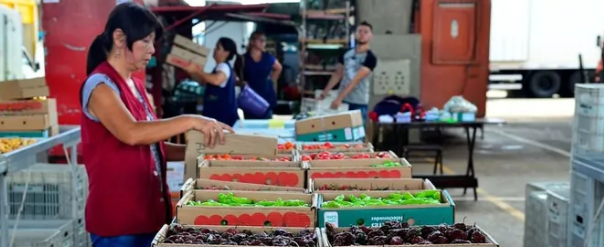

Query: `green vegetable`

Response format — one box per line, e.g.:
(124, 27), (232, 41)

(321, 190), (442, 208)
(186, 192), (310, 207)
(369, 161), (403, 168)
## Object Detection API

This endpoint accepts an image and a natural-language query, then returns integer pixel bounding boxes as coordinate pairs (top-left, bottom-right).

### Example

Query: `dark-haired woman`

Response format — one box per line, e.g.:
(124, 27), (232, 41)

(79, 3), (234, 247)
(185, 37), (239, 127)
(237, 31), (282, 120)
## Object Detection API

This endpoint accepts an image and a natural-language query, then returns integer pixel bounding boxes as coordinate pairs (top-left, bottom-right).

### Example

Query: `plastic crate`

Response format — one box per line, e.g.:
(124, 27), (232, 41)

(568, 171), (604, 247)
(575, 84), (604, 118)
(572, 129), (604, 153)
(2, 220), (74, 247)
(7, 164), (88, 220)
(547, 184), (571, 247)
(73, 217), (90, 247)
(574, 115), (604, 135)
(525, 190), (548, 247)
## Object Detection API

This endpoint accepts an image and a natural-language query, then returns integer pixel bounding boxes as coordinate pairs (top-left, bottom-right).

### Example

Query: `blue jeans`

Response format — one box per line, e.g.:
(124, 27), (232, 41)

(345, 102), (368, 122)
(90, 233), (156, 247)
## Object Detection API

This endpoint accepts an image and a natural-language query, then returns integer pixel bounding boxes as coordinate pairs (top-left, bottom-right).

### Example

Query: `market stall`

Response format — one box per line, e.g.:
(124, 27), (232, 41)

(149, 122), (502, 246)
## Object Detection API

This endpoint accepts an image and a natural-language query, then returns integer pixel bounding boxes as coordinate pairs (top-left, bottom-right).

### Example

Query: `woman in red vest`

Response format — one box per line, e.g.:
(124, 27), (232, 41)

(79, 3), (233, 247)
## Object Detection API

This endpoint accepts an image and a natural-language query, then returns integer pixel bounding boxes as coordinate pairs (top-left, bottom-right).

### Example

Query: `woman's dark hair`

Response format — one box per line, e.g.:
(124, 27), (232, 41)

(86, 2), (163, 75)
(217, 37), (238, 61)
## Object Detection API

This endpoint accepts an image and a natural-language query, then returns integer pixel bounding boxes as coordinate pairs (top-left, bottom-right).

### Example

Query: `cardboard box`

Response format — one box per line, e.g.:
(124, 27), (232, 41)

(309, 178), (436, 192)
(180, 178), (307, 198)
(306, 152), (412, 179)
(152, 225), (321, 247)
(317, 190), (455, 227)
(174, 35), (211, 57)
(166, 46), (208, 70)
(176, 190), (317, 227)
(184, 131), (279, 180)
(197, 160), (306, 188)
(0, 115), (52, 131)
(319, 226), (499, 247)
(198, 152), (297, 165)
(0, 99), (58, 127)
(295, 110), (365, 142)
(298, 142), (374, 153)
(0, 78), (48, 100)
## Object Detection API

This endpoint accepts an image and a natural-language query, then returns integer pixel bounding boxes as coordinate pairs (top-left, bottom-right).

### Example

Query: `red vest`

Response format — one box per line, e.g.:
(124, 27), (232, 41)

(81, 61), (171, 236)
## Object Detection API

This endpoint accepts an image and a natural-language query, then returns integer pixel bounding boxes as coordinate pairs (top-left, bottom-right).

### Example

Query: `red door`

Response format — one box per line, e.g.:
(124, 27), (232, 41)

(420, 0), (489, 117)
(432, 1), (477, 64)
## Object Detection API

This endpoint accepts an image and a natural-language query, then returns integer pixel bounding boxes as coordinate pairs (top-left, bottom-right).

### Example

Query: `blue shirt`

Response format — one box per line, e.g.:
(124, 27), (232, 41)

(242, 52), (276, 108)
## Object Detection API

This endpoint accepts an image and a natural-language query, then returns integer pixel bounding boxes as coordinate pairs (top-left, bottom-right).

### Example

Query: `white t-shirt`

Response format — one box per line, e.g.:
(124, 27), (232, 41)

(216, 63), (231, 88)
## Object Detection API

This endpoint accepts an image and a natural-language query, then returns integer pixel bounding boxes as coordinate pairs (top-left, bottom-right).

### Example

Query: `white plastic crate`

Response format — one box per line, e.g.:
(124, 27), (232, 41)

(525, 182), (569, 247)
(7, 164), (88, 220)
(525, 191), (548, 247)
(568, 171), (604, 247)
(572, 129), (604, 153)
(547, 184), (571, 247)
(574, 115), (604, 135)
(2, 220), (74, 247)
(73, 217), (90, 247)
(575, 84), (604, 118)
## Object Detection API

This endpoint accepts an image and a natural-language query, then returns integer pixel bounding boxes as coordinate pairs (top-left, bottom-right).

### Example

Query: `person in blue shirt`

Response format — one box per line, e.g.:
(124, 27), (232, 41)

(236, 31), (282, 119)
(185, 37), (239, 127)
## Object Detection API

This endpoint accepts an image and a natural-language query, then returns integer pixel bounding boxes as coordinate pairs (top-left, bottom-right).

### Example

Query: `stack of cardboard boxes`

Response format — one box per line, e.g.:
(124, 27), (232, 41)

(295, 110), (365, 142)
(166, 34), (210, 71)
(0, 77), (59, 138)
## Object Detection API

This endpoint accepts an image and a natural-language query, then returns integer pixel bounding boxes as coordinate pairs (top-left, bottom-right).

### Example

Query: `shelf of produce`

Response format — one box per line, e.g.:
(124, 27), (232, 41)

(0, 126), (81, 247)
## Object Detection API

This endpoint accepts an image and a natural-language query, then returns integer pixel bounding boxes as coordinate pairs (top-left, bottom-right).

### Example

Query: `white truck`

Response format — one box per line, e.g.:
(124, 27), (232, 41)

(488, 0), (604, 97)
(0, 4), (41, 81)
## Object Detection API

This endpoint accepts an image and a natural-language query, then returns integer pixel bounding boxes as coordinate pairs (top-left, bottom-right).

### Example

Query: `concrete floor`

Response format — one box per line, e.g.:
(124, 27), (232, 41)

(408, 99), (574, 247)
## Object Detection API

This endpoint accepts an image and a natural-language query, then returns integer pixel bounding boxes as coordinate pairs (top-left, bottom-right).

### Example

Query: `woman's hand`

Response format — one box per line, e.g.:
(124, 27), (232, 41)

(189, 116), (235, 148)
(185, 63), (199, 75)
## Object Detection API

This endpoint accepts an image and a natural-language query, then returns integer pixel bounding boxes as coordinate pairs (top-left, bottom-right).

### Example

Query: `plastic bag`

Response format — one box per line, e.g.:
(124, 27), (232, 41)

(443, 96), (477, 113)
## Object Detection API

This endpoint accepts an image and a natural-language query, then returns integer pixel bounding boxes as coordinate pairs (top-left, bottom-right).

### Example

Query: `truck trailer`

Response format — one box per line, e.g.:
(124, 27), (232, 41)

(488, 0), (604, 97)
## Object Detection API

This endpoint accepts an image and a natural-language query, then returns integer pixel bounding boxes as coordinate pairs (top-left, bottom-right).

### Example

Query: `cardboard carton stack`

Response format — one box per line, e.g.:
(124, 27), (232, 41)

(0, 77), (58, 138)
(166, 34), (210, 71)
(295, 110), (365, 142)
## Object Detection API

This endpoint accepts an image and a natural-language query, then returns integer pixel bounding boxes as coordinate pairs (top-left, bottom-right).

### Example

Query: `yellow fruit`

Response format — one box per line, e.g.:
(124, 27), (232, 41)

(0, 138), (37, 154)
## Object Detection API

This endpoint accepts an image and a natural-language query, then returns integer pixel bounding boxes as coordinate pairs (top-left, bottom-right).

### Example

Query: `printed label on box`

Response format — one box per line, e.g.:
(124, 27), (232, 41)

(344, 127), (352, 140)
(324, 212), (339, 227)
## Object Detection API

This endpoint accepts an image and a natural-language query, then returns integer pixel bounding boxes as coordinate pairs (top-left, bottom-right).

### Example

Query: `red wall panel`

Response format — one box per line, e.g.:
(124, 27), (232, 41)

(42, 0), (145, 125)
(419, 0), (490, 117)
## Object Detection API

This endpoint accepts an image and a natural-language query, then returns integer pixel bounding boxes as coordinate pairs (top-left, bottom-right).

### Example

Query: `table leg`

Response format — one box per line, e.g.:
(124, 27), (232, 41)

(462, 126), (478, 200)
